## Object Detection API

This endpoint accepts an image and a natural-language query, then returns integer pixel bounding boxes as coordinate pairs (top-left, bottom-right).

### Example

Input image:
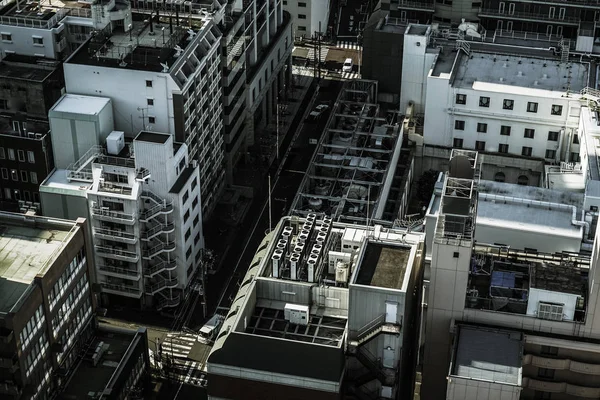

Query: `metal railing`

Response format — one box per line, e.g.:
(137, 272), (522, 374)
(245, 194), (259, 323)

(146, 276), (179, 293)
(145, 257), (178, 278)
(156, 294), (181, 310)
(394, 0), (435, 11)
(96, 246), (140, 262)
(98, 264), (141, 278)
(100, 282), (142, 296)
(94, 227), (137, 243)
(0, 8), (68, 29)
(352, 314), (386, 340)
(139, 202), (174, 222)
(143, 241), (176, 259)
(479, 8), (580, 23)
(141, 222), (175, 241)
(91, 207), (136, 223)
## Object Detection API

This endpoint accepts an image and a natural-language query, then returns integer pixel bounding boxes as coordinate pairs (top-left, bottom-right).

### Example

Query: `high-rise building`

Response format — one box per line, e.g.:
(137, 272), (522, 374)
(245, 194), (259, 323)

(0, 212), (94, 399)
(282, 0), (330, 37)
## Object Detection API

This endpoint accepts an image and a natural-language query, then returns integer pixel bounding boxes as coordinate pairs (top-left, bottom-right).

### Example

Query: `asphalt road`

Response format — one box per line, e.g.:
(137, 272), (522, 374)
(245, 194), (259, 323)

(210, 79), (344, 313)
(337, 0), (371, 39)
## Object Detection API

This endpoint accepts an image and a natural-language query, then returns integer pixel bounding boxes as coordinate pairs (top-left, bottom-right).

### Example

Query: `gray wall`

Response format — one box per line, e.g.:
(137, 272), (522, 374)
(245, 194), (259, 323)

(40, 191), (89, 221)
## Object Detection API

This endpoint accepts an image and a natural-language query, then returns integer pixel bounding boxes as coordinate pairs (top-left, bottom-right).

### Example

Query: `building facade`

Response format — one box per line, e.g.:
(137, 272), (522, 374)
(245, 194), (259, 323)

(0, 212), (95, 400)
(283, 0), (330, 37)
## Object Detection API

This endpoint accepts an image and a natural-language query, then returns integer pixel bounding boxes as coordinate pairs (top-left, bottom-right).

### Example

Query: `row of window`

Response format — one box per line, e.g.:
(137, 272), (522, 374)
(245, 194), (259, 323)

(51, 274), (89, 337)
(453, 138), (580, 160)
(0, 147), (36, 163)
(1, 187), (40, 202)
(1, 33), (44, 45)
(455, 94), (562, 115)
(48, 250), (86, 311)
(1, 167), (37, 183)
(454, 121), (569, 142)
(25, 332), (49, 378)
(20, 304), (45, 350)
(56, 298), (92, 364)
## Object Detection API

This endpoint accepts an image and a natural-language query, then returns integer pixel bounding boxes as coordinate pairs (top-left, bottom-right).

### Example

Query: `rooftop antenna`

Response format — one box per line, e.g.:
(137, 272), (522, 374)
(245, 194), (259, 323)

(160, 62), (169, 73)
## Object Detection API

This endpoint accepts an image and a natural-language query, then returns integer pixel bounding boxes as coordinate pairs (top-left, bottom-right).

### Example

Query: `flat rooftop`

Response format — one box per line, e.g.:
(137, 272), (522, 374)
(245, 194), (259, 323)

(355, 243), (410, 290)
(246, 306), (346, 347)
(59, 327), (143, 399)
(453, 52), (588, 92)
(451, 325), (523, 385)
(0, 59), (57, 81)
(530, 262), (587, 296)
(135, 131), (170, 144)
(0, 219), (75, 313)
(50, 94), (111, 116)
(40, 169), (92, 196)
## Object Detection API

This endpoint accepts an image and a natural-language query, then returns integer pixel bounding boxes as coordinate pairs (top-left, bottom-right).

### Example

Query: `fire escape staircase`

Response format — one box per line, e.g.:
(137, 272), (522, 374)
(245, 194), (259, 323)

(349, 315), (401, 349)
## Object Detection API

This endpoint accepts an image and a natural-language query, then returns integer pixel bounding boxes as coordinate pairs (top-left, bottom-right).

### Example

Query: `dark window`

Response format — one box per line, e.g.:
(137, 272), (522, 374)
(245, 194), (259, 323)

(148, 116), (156, 124)
(500, 125), (511, 136)
(193, 214), (199, 227)
(571, 152), (580, 162)
(538, 368), (555, 379)
(453, 252), (459, 258)
(454, 120), (465, 130)
(147, 98), (154, 106)
(551, 104), (563, 115)
(455, 94), (467, 104)
(522, 146), (533, 156)
(185, 227), (191, 241)
(0, 148), (4, 159)
(573, 134), (579, 144)
(498, 143), (509, 153)
(20, 170), (27, 182)
(298, 14), (307, 19)
(453, 138), (463, 148)
(545, 149), (556, 159)
(17, 150), (25, 162)
(472, 1), (481, 7)
(541, 346), (559, 356)
(477, 123), (487, 133)
(299, 1), (307, 6)
(186, 246), (192, 260)
(479, 96), (490, 107)
(184, 209), (190, 222)
(518, 175), (529, 185)
(534, 390), (552, 399)
(475, 141), (486, 151)
(11, 169), (18, 181)
(524, 128), (535, 139)
(494, 172), (506, 182)
(547, 131), (559, 141)
(527, 102), (538, 113)
(146, 80), (153, 87)
(1, 168), (7, 179)
(503, 99), (514, 110)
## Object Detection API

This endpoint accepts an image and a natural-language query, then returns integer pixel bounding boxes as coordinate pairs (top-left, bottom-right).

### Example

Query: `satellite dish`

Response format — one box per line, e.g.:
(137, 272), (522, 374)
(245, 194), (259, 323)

(449, 155), (473, 179)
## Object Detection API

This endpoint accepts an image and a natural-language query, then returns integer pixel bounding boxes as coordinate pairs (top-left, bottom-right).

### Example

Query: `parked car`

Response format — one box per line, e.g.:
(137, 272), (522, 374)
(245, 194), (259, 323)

(309, 104), (330, 119)
(342, 58), (353, 72)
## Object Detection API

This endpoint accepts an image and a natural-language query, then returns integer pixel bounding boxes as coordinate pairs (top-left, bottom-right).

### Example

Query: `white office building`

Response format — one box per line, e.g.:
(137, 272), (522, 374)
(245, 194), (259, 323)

(40, 94), (204, 311)
(283, 0), (330, 37)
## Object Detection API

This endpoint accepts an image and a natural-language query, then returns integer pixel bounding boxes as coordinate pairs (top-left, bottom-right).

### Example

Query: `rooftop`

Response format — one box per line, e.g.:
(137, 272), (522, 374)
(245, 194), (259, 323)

(60, 325), (147, 400)
(0, 214), (77, 313)
(451, 325), (523, 385)
(355, 243), (410, 290)
(0, 56), (59, 81)
(40, 169), (92, 196)
(170, 165), (195, 193)
(530, 262), (587, 295)
(453, 52), (588, 92)
(135, 130), (170, 144)
(50, 94), (111, 116)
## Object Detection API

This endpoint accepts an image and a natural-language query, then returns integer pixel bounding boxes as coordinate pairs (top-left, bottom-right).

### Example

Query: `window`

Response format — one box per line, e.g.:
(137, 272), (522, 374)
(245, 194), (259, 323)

(472, 1), (481, 7)
(194, 232), (201, 245)
(182, 190), (189, 204)
(147, 98), (154, 106)
(184, 209), (190, 223)
(537, 302), (564, 321)
(477, 123), (487, 133)
(494, 172), (506, 182)
(0, 147), (4, 159)
(191, 177), (197, 190)
(527, 102), (538, 113)
(11, 169), (18, 181)
(534, 390), (552, 399)
(186, 246), (192, 260)
(500, 125), (511, 136)
(32, 36), (43, 45)
(17, 149), (25, 162)
(298, 14), (307, 19)
(503, 99), (514, 110)
(547, 131), (559, 141)
(148, 116), (156, 124)
(1, 168), (7, 179)
(571, 152), (581, 162)
(24, 191), (30, 201)
(193, 214), (199, 227)
(522, 146), (533, 156)
(145, 80), (153, 87)
(573, 134), (579, 144)
(185, 228), (191, 241)
(192, 196), (199, 209)
(0, 99), (7, 109)
(453, 138), (463, 148)
(297, 26), (307, 31)
(1, 33), (12, 42)
(541, 346), (559, 356)
(454, 120), (465, 130)
(545, 149), (556, 159)
(30, 171), (38, 184)
(475, 141), (486, 151)
(455, 94), (467, 104)
(20, 170), (28, 182)
(4, 188), (10, 199)
(538, 368), (555, 379)
(524, 128), (535, 139)
(498, 143), (509, 153)
(27, 151), (35, 163)
(298, 1), (306, 6)
(8, 148), (15, 160)
(551, 104), (563, 115)
(517, 175), (529, 185)
(479, 96), (490, 107)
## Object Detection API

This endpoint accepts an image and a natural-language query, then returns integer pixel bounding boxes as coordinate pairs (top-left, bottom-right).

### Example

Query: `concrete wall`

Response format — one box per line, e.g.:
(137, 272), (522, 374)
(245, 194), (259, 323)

(362, 24), (404, 101)
(40, 189), (89, 221)
(400, 27), (432, 114)
(0, 25), (60, 59)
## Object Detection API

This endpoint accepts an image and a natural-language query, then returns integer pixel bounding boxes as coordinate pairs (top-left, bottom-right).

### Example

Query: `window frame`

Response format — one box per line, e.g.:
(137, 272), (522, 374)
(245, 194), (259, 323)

(477, 123), (488, 133)
(527, 101), (539, 113)
(479, 96), (490, 107)
(455, 94), (467, 105)
(503, 99), (514, 110)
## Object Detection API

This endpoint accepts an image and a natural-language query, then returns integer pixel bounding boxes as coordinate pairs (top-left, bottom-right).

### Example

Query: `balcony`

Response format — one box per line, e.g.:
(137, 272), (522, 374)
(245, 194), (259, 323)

(136, 168), (151, 182)
(91, 207), (136, 225)
(143, 241), (176, 259)
(97, 264), (141, 280)
(478, 8), (580, 24)
(96, 246), (140, 263)
(394, 0), (435, 12)
(145, 275), (179, 294)
(523, 378), (600, 397)
(523, 354), (600, 375)
(100, 282), (142, 298)
(144, 256), (178, 278)
(94, 227), (138, 244)
(0, 381), (21, 396)
(507, 0), (600, 9)
(141, 223), (175, 241)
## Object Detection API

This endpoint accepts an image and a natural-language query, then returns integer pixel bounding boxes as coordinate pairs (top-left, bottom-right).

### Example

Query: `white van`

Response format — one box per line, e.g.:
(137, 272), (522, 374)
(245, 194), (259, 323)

(199, 314), (224, 342)
(342, 58), (353, 72)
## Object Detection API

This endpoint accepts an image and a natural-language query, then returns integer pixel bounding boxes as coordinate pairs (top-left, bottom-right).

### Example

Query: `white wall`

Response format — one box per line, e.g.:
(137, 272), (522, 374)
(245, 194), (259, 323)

(0, 24), (60, 59)
(64, 63), (176, 137)
(423, 73), (453, 146)
(446, 376), (521, 400)
(283, 0), (329, 36)
(310, 0), (329, 37)
(400, 27), (432, 114)
(526, 288), (579, 321)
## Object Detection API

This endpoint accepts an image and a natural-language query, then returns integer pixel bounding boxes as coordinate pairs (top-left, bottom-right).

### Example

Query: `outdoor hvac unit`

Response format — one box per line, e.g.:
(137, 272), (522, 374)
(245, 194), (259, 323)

(106, 131), (125, 155)
(329, 251), (352, 274)
(272, 249), (284, 278)
(290, 253), (300, 280)
(335, 262), (349, 284)
(284, 303), (309, 326)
